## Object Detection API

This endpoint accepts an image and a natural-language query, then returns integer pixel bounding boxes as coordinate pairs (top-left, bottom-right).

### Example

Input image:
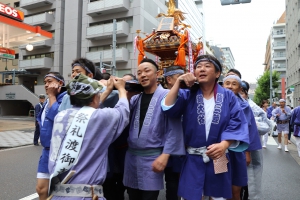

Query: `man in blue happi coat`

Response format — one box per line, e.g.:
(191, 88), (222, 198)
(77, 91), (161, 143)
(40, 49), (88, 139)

(161, 54), (250, 200)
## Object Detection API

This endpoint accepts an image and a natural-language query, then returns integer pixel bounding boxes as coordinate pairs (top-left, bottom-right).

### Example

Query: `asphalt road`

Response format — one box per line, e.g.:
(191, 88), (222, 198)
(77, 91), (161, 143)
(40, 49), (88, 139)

(1, 136), (300, 200)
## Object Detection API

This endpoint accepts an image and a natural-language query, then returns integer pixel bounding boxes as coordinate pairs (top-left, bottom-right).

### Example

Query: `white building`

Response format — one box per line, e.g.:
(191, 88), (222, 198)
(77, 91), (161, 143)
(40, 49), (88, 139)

(221, 47), (235, 70)
(286, 0), (300, 107)
(270, 12), (286, 101)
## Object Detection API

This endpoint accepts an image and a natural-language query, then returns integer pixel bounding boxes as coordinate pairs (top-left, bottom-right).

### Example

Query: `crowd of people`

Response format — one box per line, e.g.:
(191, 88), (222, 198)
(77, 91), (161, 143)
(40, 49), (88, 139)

(32, 54), (300, 200)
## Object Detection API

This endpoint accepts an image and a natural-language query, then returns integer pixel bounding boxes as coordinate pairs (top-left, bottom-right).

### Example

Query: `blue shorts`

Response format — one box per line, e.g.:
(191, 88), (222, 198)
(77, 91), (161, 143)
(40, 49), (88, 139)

(229, 151), (248, 187)
(277, 124), (289, 133)
(37, 148), (50, 173)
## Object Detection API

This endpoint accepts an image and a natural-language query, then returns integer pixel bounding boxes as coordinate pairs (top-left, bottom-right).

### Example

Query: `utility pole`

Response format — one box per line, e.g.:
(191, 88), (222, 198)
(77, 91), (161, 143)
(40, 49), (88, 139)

(99, 19), (117, 76)
(112, 19), (117, 76)
(270, 62), (273, 104)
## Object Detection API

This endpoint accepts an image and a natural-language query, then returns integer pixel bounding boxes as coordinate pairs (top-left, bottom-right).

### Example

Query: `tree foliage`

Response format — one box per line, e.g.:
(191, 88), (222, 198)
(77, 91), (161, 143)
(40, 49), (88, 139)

(253, 70), (280, 105)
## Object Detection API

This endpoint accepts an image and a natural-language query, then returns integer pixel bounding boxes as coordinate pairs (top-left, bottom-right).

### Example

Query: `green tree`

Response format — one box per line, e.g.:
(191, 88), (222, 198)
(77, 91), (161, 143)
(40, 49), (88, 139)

(253, 70), (280, 105)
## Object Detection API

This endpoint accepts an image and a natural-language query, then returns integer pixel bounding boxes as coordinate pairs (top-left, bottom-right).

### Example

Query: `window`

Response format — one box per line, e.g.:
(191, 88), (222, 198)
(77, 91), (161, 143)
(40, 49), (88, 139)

(14, 1), (20, 8)
(23, 53), (54, 60)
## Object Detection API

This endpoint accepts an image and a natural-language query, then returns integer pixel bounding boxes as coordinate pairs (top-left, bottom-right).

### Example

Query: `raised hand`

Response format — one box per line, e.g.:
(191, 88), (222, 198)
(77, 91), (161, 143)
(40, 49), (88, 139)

(113, 77), (126, 90)
(178, 73), (196, 87)
(47, 82), (61, 97)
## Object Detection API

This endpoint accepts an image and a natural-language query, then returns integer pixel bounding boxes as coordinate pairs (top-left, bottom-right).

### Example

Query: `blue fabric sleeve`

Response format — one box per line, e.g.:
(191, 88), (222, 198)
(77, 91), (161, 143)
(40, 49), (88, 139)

(46, 102), (60, 122)
(58, 94), (72, 112)
(161, 97), (175, 111)
(229, 142), (248, 152)
(162, 89), (188, 118)
(267, 106), (272, 119)
(221, 94), (249, 152)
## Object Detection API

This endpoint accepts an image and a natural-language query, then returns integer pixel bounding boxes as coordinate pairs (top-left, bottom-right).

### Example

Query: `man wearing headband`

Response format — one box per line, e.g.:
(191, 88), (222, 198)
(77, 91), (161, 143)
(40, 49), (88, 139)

(71, 58), (96, 79)
(162, 54), (249, 200)
(223, 74), (262, 200)
(239, 80), (271, 200)
(162, 65), (185, 200)
(123, 58), (185, 200)
(59, 58), (98, 112)
(163, 65), (185, 89)
(272, 99), (292, 152)
(47, 74), (129, 199)
(36, 72), (67, 200)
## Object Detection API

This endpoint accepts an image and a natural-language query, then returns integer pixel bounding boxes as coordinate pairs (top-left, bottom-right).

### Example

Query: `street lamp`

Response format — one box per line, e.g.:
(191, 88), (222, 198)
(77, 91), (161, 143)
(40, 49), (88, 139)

(26, 44), (33, 51)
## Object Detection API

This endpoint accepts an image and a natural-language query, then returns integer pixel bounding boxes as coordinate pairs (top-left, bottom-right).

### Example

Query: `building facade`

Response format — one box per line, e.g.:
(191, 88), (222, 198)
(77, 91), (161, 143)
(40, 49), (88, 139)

(221, 47), (235, 70)
(0, 0), (206, 115)
(19, 0), (205, 85)
(286, 0), (300, 107)
(264, 11), (286, 102)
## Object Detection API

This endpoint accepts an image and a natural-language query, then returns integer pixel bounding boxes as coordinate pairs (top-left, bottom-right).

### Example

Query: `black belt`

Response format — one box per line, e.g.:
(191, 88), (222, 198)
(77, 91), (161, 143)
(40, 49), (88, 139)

(44, 147), (50, 150)
(277, 120), (289, 124)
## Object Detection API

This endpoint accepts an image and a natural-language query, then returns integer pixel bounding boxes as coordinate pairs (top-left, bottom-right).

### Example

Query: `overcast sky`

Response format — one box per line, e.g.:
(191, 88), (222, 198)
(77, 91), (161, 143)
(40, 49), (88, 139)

(204, 0), (285, 82)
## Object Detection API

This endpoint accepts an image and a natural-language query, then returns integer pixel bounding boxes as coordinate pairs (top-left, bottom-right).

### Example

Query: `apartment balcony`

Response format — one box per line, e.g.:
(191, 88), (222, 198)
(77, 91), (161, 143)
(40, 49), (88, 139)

(86, 47), (129, 63)
(87, 0), (130, 17)
(19, 57), (53, 70)
(273, 54), (286, 61)
(272, 31), (286, 38)
(273, 41), (286, 50)
(24, 13), (54, 27)
(273, 66), (286, 72)
(87, 21), (129, 40)
(19, 39), (53, 50)
(20, 0), (54, 10)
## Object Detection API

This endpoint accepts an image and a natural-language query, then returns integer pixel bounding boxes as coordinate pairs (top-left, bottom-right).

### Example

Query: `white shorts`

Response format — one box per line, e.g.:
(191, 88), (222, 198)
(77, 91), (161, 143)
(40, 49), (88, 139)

(280, 131), (289, 134)
(37, 172), (50, 179)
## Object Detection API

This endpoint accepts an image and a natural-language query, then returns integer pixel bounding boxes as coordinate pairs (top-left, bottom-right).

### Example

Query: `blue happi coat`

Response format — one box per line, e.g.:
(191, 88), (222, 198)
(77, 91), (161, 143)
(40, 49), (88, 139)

(162, 85), (249, 199)
(123, 85), (185, 191)
(291, 106), (300, 137)
(37, 91), (67, 148)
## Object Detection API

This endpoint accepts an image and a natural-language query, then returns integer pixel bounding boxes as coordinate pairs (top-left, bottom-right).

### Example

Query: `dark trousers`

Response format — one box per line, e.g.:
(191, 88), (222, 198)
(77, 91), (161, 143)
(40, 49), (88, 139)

(288, 124), (293, 140)
(127, 188), (159, 200)
(103, 173), (126, 200)
(33, 121), (40, 145)
(164, 167), (180, 200)
(240, 186), (248, 200)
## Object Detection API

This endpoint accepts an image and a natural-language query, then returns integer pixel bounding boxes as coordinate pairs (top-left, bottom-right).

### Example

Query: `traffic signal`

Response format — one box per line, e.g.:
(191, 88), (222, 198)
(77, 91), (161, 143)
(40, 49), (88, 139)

(220, 0), (251, 5)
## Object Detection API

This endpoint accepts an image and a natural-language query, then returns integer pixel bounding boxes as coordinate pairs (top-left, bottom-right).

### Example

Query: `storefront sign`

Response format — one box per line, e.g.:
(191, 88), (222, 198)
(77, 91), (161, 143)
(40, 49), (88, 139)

(5, 93), (15, 99)
(0, 3), (24, 21)
(0, 53), (15, 59)
(0, 47), (15, 59)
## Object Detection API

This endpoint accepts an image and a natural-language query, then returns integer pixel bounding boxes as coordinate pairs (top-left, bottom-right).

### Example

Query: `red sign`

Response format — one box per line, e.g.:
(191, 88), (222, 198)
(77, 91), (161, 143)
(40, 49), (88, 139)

(0, 47), (15, 55)
(0, 3), (24, 22)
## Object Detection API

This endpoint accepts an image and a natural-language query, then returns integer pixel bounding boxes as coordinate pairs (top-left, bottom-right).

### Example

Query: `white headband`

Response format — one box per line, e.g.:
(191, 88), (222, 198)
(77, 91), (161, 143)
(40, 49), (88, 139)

(223, 75), (242, 86)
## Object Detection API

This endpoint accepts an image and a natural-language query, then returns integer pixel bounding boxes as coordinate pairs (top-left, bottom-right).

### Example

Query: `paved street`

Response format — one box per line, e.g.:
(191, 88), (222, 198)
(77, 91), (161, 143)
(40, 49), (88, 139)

(0, 118), (300, 200)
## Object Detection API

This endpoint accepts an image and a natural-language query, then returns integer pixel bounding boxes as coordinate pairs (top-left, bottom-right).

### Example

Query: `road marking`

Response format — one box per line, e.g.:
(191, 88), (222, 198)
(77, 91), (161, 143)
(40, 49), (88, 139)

(19, 193), (38, 200)
(267, 136), (278, 146)
(0, 144), (35, 152)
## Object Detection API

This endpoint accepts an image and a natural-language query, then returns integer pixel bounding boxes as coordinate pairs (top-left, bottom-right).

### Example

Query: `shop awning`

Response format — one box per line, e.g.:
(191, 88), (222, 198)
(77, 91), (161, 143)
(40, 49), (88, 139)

(0, 14), (52, 48)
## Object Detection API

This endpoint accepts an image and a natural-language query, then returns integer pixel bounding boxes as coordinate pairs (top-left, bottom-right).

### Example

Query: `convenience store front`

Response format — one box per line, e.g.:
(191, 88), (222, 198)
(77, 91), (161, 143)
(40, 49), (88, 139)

(0, 3), (52, 116)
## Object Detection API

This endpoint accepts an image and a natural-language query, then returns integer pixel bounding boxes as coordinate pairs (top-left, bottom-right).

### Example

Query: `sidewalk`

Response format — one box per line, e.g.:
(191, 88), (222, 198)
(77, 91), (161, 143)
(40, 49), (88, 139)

(0, 116), (35, 148)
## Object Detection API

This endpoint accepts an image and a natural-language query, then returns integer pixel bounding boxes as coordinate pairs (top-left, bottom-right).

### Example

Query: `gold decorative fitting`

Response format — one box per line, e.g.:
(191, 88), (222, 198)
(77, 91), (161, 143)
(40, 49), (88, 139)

(160, 32), (170, 40)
